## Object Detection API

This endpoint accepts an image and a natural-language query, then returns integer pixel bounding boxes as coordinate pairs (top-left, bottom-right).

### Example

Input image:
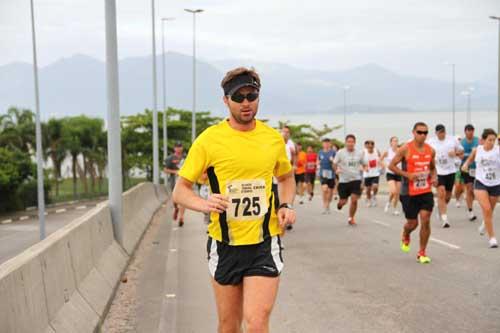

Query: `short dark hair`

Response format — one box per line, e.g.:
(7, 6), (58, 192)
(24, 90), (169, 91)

(413, 122), (428, 130)
(482, 128), (497, 140)
(282, 125), (291, 131)
(345, 134), (356, 141)
(464, 124), (475, 131)
(322, 138), (331, 142)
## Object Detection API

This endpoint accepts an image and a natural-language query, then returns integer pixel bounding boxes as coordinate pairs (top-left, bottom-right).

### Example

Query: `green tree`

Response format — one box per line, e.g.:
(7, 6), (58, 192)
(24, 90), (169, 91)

(0, 107), (35, 153)
(0, 147), (35, 212)
(44, 118), (66, 196)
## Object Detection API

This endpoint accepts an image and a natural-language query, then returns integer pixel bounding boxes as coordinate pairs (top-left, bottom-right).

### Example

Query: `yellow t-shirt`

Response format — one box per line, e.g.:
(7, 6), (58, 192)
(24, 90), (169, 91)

(178, 119), (292, 245)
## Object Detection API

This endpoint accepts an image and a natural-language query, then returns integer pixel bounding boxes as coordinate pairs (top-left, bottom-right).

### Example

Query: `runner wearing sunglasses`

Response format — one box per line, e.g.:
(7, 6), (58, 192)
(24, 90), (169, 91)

(462, 128), (500, 248)
(389, 122), (437, 264)
(428, 124), (464, 228)
(173, 67), (296, 332)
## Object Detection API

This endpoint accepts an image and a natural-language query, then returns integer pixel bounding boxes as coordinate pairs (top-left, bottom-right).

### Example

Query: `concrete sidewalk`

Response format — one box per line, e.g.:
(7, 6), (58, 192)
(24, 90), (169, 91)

(107, 194), (500, 332)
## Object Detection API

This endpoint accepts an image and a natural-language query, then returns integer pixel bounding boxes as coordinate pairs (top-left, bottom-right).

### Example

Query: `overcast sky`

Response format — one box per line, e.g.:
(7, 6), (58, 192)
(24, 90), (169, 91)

(1, 0), (499, 82)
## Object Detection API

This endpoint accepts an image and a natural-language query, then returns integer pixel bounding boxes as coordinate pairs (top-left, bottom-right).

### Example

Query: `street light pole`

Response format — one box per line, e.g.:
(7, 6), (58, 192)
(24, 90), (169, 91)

(104, 0), (123, 245)
(445, 62), (456, 135)
(461, 89), (473, 125)
(151, 0), (159, 185)
(161, 17), (175, 168)
(490, 16), (500, 133)
(185, 9), (204, 144)
(29, 0), (46, 240)
(343, 86), (350, 139)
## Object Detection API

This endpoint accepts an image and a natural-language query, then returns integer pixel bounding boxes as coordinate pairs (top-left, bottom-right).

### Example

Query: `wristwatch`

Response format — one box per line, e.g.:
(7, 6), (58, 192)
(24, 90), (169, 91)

(279, 203), (294, 210)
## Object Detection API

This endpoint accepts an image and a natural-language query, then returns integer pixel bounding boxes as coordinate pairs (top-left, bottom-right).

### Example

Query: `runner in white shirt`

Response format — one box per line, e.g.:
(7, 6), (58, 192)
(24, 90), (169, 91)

(363, 140), (381, 207)
(380, 136), (401, 215)
(427, 124), (464, 228)
(462, 128), (500, 248)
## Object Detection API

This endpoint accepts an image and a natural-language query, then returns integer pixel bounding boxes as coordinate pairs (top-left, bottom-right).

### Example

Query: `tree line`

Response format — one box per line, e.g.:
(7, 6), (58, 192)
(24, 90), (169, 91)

(0, 106), (340, 213)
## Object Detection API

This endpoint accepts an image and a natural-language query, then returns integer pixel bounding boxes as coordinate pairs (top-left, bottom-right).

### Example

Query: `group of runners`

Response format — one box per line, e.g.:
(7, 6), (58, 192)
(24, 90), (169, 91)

(164, 67), (499, 332)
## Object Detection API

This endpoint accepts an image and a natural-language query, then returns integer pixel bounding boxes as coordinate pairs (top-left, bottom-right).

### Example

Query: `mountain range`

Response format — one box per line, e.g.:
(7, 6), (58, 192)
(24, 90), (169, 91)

(0, 52), (496, 119)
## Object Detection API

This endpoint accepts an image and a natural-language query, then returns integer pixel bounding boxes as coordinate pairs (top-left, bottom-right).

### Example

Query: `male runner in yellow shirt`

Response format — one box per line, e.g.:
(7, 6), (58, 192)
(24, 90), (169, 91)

(173, 67), (296, 333)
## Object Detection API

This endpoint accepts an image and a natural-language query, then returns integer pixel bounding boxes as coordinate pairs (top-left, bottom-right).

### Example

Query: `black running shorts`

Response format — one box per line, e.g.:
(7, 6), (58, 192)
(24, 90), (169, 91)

(438, 173), (455, 192)
(338, 180), (362, 199)
(386, 173), (402, 182)
(295, 173), (305, 184)
(305, 173), (316, 184)
(364, 176), (380, 187)
(400, 192), (434, 220)
(207, 236), (283, 285)
(461, 171), (475, 184)
(320, 177), (336, 189)
(474, 180), (500, 197)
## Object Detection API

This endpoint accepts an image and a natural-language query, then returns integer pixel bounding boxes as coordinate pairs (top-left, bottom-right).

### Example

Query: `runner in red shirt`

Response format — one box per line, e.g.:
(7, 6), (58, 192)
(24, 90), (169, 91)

(305, 146), (318, 201)
(390, 122), (437, 264)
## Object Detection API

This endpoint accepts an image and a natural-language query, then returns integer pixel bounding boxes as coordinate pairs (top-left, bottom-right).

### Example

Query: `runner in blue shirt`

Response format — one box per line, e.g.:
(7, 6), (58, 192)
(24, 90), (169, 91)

(460, 124), (480, 221)
(318, 138), (336, 214)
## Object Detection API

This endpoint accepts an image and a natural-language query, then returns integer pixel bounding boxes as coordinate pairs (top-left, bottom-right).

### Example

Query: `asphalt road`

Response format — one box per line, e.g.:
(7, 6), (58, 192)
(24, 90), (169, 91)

(126, 194), (500, 332)
(0, 202), (99, 265)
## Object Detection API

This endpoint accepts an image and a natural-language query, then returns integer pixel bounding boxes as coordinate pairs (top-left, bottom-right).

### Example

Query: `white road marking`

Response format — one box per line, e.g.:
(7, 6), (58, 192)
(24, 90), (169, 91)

(430, 237), (461, 250)
(1, 219), (12, 224)
(76, 206), (87, 210)
(19, 216), (29, 221)
(55, 208), (66, 213)
(170, 248), (177, 252)
(165, 293), (176, 298)
(372, 219), (390, 227)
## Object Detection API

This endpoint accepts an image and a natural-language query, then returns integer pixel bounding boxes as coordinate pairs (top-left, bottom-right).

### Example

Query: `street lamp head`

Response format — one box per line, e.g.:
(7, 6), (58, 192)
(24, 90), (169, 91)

(185, 9), (204, 14)
(489, 16), (500, 20)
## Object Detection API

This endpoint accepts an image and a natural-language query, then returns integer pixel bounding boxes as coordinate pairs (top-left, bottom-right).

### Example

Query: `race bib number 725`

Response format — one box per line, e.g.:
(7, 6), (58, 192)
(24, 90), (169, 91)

(226, 179), (269, 221)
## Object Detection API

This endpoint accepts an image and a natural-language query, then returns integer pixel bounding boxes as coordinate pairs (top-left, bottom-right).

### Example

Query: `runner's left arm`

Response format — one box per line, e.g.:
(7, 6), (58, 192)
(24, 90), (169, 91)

(430, 148), (438, 186)
(461, 148), (477, 172)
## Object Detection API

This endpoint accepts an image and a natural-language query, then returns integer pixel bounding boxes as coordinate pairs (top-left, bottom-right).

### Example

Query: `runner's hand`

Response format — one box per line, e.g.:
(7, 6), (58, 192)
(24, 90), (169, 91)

(204, 194), (229, 214)
(278, 208), (296, 232)
(407, 173), (417, 181)
(448, 150), (456, 158)
(461, 164), (468, 173)
(431, 176), (438, 187)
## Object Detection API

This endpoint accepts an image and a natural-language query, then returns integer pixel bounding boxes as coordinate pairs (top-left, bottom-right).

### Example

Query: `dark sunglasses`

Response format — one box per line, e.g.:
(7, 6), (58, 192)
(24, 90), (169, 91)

(230, 92), (259, 103)
(416, 130), (429, 135)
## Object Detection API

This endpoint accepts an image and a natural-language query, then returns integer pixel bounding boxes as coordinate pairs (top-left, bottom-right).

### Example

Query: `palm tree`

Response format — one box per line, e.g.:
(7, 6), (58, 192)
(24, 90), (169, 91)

(45, 118), (67, 196)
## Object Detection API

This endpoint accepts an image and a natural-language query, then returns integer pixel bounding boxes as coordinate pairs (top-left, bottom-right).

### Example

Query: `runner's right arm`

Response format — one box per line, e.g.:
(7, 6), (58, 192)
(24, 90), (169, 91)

(461, 148), (477, 172)
(389, 144), (415, 180)
(173, 177), (228, 214)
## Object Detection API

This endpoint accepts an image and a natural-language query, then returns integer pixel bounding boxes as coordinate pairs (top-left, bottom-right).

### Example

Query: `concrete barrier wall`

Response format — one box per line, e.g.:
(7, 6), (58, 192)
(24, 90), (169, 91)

(122, 182), (162, 255)
(0, 182), (167, 333)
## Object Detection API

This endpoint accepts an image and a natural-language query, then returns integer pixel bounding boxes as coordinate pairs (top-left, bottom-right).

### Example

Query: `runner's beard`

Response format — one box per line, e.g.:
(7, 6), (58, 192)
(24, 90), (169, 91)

(231, 108), (257, 125)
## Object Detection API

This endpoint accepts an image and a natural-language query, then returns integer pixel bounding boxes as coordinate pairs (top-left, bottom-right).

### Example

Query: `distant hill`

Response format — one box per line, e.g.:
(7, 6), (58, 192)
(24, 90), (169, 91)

(0, 52), (496, 119)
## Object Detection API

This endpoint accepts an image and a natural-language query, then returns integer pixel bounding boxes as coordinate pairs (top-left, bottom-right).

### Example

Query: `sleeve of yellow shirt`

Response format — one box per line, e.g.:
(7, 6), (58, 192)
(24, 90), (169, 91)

(274, 140), (292, 177)
(178, 140), (209, 184)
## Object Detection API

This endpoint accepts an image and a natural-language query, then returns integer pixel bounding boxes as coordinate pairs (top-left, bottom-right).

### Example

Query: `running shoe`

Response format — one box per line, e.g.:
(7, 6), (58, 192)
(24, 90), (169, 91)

(478, 221), (486, 236)
(393, 210), (400, 216)
(299, 200), (304, 205)
(489, 238), (498, 248)
(384, 202), (390, 213)
(286, 224), (293, 231)
(348, 217), (356, 226)
(179, 219), (184, 227)
(417, 251), (431, 264)
(400, 234), (411, 253)
(441, 215), (450, 228)
(455, 200), (461, 208)
(468, 211), (477, 222)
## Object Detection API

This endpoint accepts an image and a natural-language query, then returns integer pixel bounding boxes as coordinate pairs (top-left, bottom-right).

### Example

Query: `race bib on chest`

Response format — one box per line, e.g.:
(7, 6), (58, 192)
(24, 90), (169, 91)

(409, 172), (431, 195)
(368, 159), (377, 168)
(322, 169), (333, 179)
(226, 179), (268, 222)
(438, 155), (448, 165)
(306, 162), (316, 170)
(485, 168), (497, 181)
